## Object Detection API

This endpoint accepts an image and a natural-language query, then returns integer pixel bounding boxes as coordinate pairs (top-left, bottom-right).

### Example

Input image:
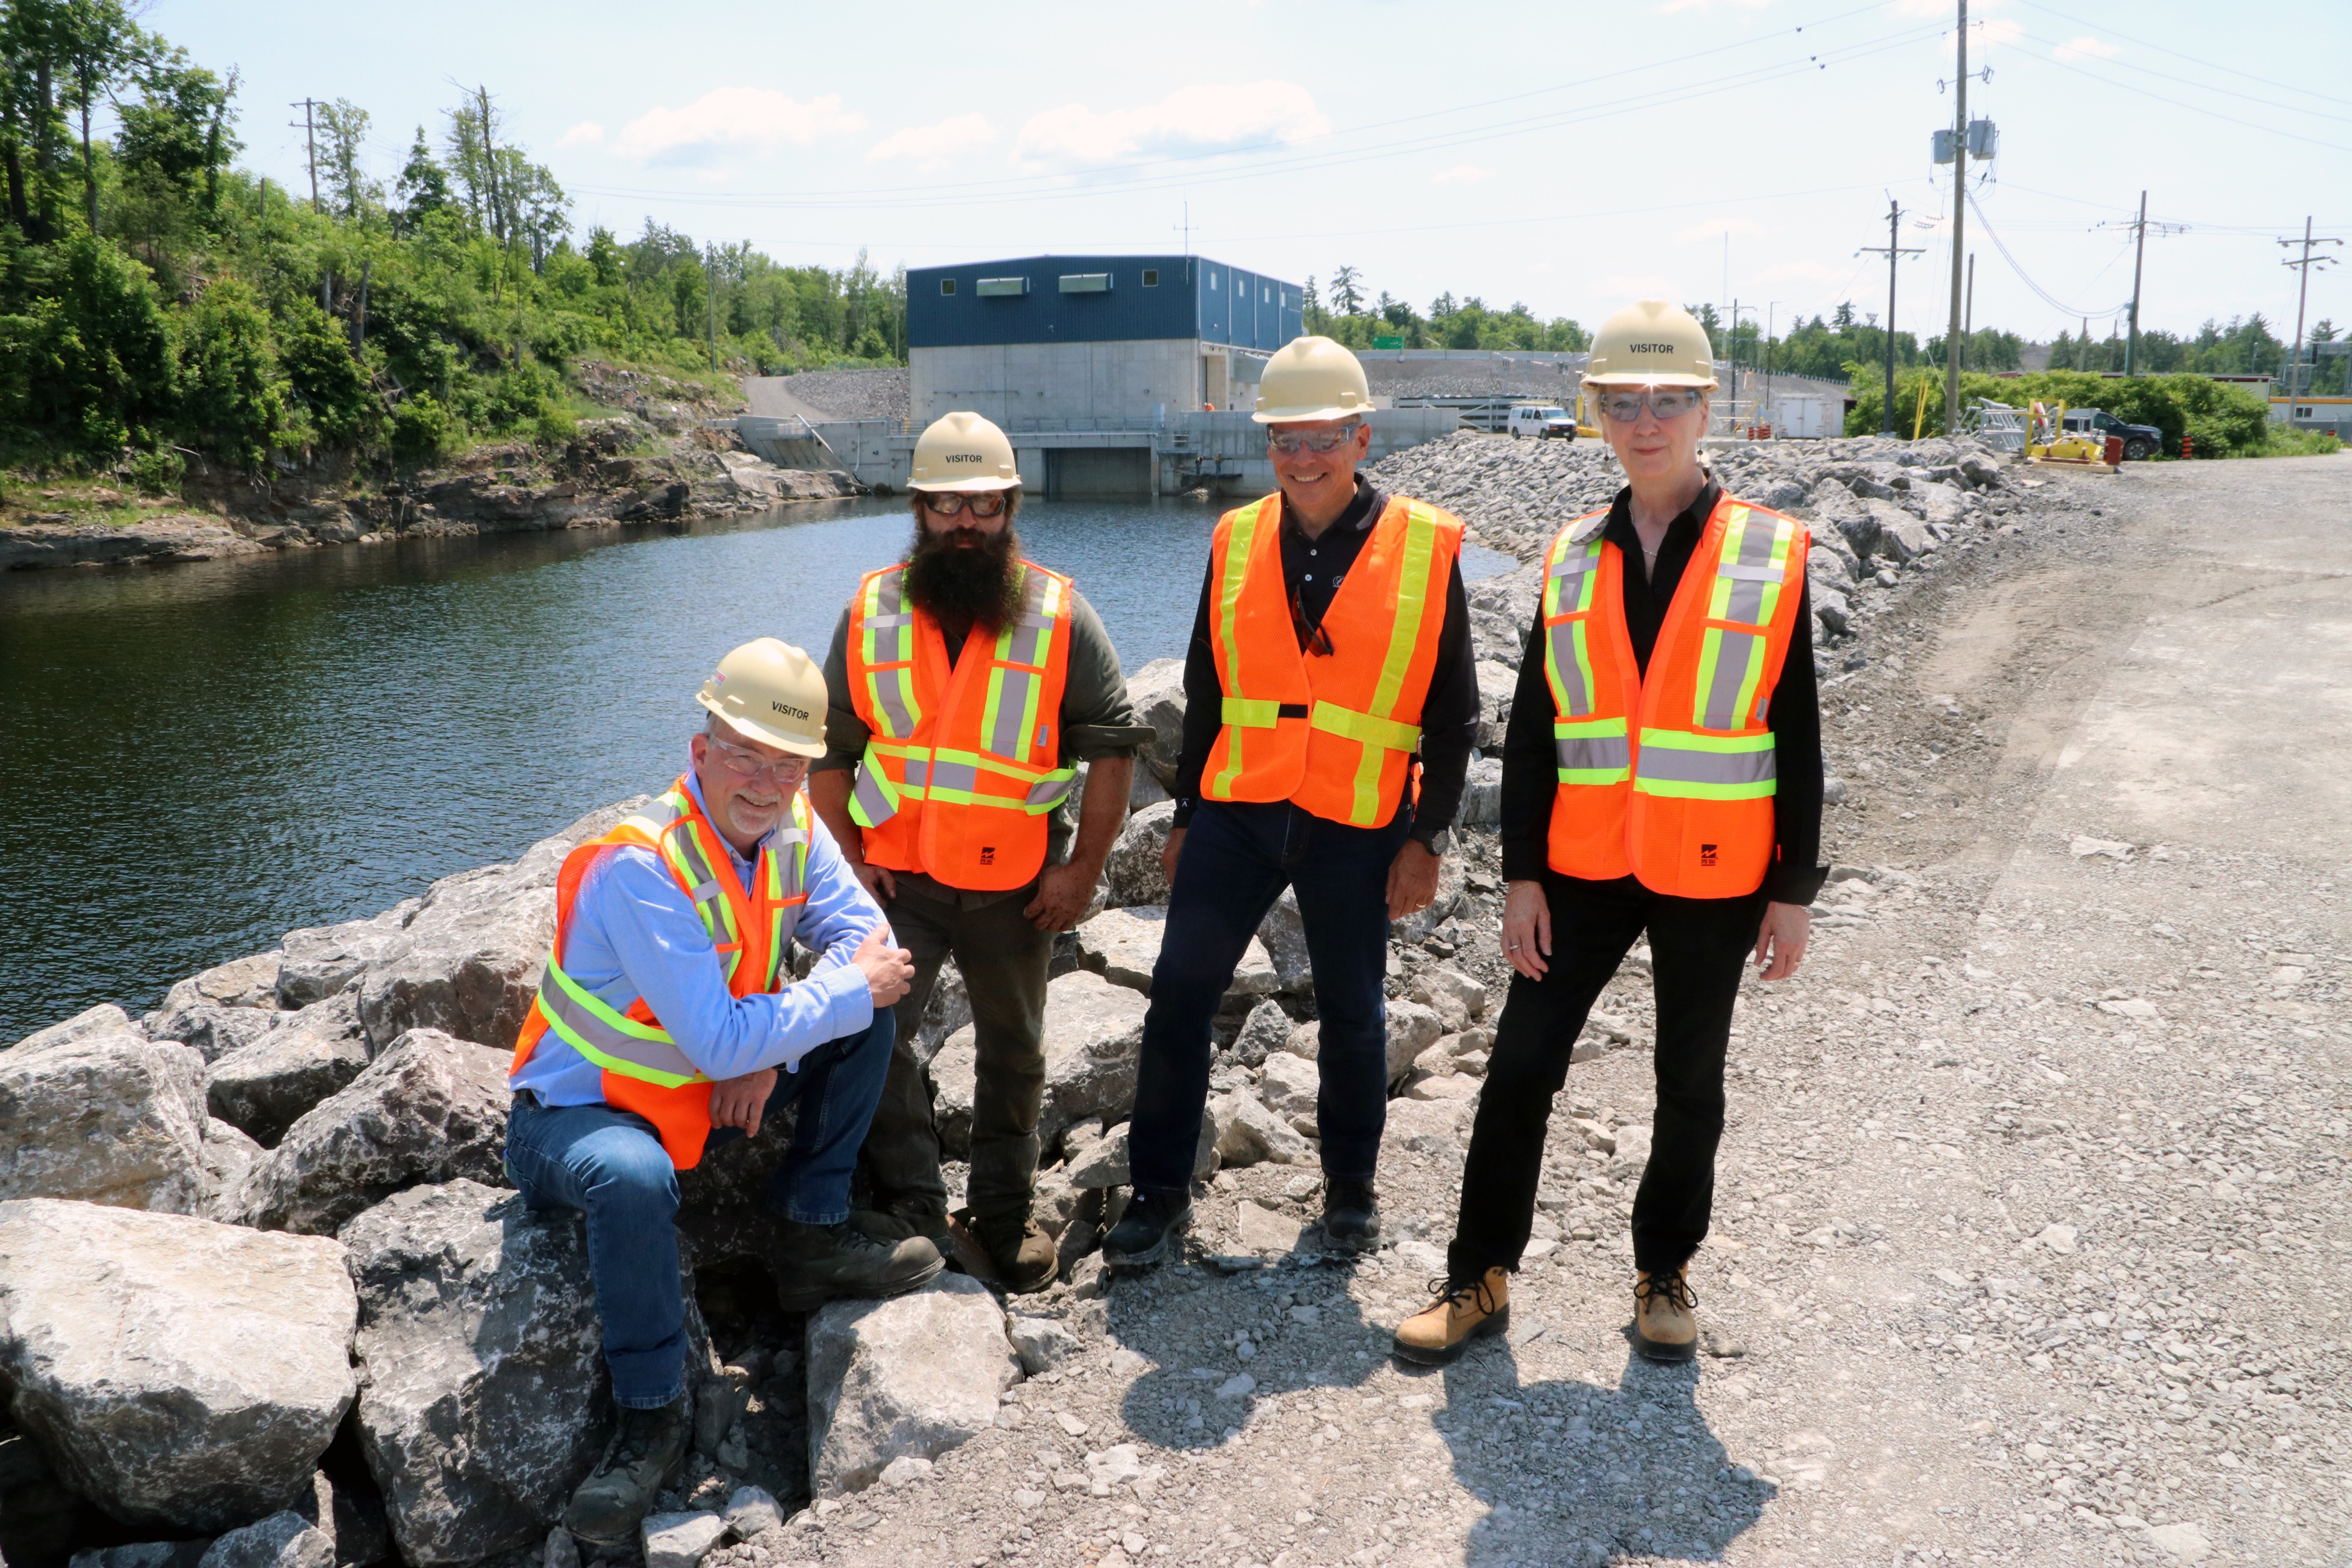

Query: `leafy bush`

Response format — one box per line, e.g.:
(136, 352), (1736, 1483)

(1844, 368), (2274, 456)
(390, 392), (453, 463)
(177, 280), (286, 467)
(123, 446), (187, 495)
(0, 233), (178, 454)
(275, 298), (381, 451)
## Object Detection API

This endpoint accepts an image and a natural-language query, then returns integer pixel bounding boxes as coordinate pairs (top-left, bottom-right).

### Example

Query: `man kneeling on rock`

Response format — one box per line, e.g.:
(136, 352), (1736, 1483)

(505, 637), (941, 1544)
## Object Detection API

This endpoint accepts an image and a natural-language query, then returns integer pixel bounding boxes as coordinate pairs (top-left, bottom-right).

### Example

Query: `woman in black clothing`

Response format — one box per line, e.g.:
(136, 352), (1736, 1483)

(1392, 301), (1825, 1367)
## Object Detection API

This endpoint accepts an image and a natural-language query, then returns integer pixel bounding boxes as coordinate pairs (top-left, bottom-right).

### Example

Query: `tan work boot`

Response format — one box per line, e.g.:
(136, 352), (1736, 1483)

(1390, 1268), (1510, 1366)
(1632, 1267), (1699, 1363)
(967, 1209), (1059, 1294)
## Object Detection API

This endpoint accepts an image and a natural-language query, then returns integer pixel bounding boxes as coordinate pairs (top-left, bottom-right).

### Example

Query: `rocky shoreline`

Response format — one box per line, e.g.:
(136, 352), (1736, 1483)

(0, 429), (2111, 1568)
(0, 365), (863, 577)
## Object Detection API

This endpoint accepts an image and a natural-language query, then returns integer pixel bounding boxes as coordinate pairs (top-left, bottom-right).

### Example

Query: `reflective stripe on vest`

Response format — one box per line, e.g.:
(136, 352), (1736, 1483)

(1206, 497), (1275, 801)
(1542, 530), (1624, 784)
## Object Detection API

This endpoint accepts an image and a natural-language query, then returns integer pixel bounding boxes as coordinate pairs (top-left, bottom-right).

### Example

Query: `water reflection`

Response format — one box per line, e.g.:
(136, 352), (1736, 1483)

(0, 497), (1514, 1038)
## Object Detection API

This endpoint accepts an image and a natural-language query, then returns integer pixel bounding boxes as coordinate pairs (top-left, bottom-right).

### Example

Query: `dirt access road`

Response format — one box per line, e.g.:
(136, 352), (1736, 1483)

(776, 453), (2350, 1568)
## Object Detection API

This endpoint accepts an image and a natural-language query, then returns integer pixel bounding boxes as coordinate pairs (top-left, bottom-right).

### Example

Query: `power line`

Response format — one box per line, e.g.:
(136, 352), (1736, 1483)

(2015, 0), (2352, 111)
(2020, 40), (2352, 156)
(1967, 191), (2128, 319)
(2005, 25), (2352, 125)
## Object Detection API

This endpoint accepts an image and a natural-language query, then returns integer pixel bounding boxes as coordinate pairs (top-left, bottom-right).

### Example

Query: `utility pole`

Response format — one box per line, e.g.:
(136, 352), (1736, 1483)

(2277, 216), (2343, 397)
(1962, 253), (1975, 371)
(290, 99), (320, 212)
(1858, 200), (1924, 436)
(1944, 0), (1967, 437)
(705, 244), (719, 372)
(2125, 191), (2147, 376)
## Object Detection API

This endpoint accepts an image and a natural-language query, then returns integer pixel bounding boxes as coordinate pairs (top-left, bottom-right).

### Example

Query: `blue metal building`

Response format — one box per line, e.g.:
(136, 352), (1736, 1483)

(907, 254), (1303, 352)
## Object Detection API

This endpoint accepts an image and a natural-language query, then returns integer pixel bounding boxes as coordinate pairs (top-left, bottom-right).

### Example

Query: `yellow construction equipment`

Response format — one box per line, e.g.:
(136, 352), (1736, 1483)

(2024, 401), (2120, 472)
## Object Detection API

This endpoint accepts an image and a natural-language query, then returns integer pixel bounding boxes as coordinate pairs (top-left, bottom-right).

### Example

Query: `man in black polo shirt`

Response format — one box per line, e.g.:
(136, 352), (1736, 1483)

(1104, 335), (1481, 1267)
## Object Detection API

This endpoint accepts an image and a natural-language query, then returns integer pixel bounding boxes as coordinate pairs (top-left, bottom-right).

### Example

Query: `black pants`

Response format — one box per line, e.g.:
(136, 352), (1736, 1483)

(1448, 870), (1764, 1280)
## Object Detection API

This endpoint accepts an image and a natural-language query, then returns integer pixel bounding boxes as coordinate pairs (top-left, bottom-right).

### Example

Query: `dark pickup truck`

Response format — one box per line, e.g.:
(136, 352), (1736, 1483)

(2060, 408), (2164, 462)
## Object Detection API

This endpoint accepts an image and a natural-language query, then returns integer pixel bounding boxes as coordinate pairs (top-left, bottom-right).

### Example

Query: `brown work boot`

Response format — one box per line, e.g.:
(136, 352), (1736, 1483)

(1632, 1267), (1699, 1363)
(1390, 1269), (1511, 1366)
(967, 1209), (1059, 1294)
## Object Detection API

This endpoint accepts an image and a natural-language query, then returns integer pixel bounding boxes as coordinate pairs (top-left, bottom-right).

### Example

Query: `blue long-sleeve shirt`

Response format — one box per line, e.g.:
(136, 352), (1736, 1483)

(510, 765), (886, 1106)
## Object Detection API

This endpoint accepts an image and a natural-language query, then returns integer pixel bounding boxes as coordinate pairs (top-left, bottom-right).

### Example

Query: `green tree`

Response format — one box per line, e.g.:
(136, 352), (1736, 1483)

(0, 228), (174, 448)
(275, 294), (375, 448)
(176, 276), (284, 465)
(316, 98), (379, 220)
(1329, 264), (1363, 316)
(392, 125), (451, 234)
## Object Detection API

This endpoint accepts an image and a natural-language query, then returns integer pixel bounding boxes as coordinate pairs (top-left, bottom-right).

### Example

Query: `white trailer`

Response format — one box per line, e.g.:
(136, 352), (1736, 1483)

(1773, 394), (1838, 439)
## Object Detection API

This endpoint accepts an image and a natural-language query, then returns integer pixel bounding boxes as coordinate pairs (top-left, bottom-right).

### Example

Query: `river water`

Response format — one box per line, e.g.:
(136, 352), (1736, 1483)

(0, 498), (1514, 1041)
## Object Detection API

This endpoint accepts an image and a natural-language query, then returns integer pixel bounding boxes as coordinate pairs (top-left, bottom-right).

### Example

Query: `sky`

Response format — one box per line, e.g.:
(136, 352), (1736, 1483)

(152, 0), (2352, 348)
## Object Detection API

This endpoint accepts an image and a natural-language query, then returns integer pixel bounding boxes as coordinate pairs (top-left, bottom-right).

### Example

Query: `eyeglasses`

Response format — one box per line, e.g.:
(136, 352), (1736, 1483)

(921, 491), (1009, 517)
(1268, 426), (1361, 456)
(1594, 388), (1706, 423)
(707, 736), (811, 783)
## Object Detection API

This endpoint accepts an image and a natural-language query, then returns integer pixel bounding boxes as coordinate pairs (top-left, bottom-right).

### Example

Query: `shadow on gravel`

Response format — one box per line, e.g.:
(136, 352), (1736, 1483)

(1414, 1343), (1774, 1566)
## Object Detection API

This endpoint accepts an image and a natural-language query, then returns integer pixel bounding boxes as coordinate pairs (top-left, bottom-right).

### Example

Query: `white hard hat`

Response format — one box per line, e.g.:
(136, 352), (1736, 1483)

(697, 638), (828, 757)
(909, 411), (1020, 492)
(1582, 300), (1719, 388)
(1251, 336), (1376, 424)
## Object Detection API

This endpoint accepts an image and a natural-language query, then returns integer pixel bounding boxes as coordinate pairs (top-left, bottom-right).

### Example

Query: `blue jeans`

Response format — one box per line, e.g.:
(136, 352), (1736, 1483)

(503, 1011), (893, 1407)
(1127, 798), (1411, 1196)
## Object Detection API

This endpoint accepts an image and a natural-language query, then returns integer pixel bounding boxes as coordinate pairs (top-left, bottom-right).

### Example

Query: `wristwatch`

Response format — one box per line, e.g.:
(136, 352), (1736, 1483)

(1413, 828), (1454, 858)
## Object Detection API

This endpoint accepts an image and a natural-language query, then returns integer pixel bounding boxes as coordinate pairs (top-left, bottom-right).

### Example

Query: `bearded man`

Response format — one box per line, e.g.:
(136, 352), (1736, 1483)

(811, 412), (1148, 1291)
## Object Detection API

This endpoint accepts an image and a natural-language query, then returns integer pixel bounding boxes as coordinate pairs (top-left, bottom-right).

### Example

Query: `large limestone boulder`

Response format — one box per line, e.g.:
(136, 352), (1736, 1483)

(356, 800), (646, 1052)
(1862, 499), (1931, 563)
(205, 993), (372, 1146)
(806, 1273), (1018, 1497)
(232, 1029), (513, 1236)
(1123, 658), (1188, 789)
(0, 1199), (356, 1532)
(931, 971), (1145, 1157)
(278, 909), (417, 1010)
(1458, 756), (1503, 828)
(1255, 888), (1312, 993)
(195, 1511), (333, 1568)
(1074, 906), (1277, 1000)
(1473, 659), (1517, 750)
(162, 951), (285, 1014)
(341, 1181), (610, 1566)
(9, 1002), (133, 1055)
(1211, 1089), (1311, 1168)
(1102, 800), (1174, 909)
(0, 1026), (207, 1212)
(144, 1000), (283, 1065)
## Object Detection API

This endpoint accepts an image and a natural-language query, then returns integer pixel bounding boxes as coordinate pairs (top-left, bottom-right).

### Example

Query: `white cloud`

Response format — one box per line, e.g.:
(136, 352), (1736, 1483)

(1675, 216), (1770, 244)
(1755, 259), (1849, 285)
(1659, 0), (1767, 11)
(1013, 82), (1328, 169)
(867, 114), (997, 171)
(1431, 163), (1497, 185)
(1592, 273), (1683, 301)
(2053, 34), (2120, 62)
(557, 122), (604, 148)
(612, 89), (866, 163)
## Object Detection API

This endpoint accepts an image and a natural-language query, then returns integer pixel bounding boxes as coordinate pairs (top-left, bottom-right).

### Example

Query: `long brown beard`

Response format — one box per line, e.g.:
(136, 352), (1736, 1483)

(904, 521), (1023, 634)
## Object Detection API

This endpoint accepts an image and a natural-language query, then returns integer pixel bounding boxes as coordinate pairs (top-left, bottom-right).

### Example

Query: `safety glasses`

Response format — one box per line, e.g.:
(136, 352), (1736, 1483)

(1268, 427), (1361, 456)
(1595, 387), (1705, 423)
(921, 491), (1009, 517)
(707, 736), (811, 783)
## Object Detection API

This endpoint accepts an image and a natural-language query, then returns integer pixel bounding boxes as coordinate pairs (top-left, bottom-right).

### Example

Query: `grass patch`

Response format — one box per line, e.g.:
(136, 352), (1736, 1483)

(0, 471), (167, 527)
(2230, 427), (2343, 458)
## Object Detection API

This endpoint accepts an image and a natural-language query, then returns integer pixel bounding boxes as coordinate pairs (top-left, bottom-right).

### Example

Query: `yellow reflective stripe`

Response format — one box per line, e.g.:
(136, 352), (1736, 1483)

(535, 955), (705, 1088)
(1221, 696), (1283, 728)
(1309, 700), (1422, 753)
(1209, 499), (1269, 799)
(1633, 727), (1777, 800)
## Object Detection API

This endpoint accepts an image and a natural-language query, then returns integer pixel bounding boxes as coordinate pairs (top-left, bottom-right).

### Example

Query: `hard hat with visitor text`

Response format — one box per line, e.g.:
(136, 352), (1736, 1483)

(1581, 299), (1719, 388)
(909, 411), (1021, 492)
(1251, 335), (1376, 424)
(697, 637), (828, 757)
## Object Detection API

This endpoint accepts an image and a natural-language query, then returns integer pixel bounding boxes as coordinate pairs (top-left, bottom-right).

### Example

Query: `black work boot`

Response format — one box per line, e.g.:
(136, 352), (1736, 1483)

(562, 1393), (688, 1545)
(969, 1209), (1059, 1294)
(771, 1219), (943, 1311)
(1102, 1190), (1192, 1270)
(1322, 1180), (1381, 1249)
(848, 1192), (953, 1251)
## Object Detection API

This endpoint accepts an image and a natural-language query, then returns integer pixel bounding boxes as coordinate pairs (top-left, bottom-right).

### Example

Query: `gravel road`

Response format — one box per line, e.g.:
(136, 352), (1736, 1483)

(727, 450), (2350, 1568)
(742, 370), (909, 425)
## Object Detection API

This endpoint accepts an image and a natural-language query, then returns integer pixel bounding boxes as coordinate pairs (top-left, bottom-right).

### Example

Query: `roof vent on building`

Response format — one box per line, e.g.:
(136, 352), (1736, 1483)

(976, 276), (1029, 297)
(1058, 273), (1112, 294)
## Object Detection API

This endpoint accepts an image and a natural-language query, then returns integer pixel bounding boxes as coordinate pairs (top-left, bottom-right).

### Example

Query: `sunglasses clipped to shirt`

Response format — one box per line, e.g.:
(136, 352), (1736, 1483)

(922, 491), (1009, 517)
(1593, 387), (1706, 423)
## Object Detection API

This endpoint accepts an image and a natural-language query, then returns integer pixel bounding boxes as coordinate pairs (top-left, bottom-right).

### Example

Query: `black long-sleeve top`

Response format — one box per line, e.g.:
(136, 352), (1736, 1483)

(1169, 476), (1479, 850)
(1498, 479), (1828, 906)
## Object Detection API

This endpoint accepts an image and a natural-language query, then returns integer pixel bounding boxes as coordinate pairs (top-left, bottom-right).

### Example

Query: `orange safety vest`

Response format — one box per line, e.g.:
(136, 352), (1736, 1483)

(1538, 490), (1809, 898)
(509, 779), (810, 1169)
(843, 559), (1078, 891)
(1201, 492), (1463, 828)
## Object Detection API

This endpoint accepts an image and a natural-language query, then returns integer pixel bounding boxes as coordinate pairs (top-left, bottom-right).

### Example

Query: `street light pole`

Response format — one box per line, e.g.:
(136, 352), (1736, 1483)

(1944, 0), (1967, 436)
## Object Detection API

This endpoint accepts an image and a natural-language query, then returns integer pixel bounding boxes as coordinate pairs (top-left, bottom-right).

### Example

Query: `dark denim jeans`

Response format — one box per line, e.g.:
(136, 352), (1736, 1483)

(1127, 798), (1411, 1196)
(503, 1010), (893, 1407)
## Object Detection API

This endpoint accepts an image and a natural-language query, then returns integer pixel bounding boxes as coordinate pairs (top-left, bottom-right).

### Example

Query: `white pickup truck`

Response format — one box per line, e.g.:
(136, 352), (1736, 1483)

(1506, 405), (1577, 440)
